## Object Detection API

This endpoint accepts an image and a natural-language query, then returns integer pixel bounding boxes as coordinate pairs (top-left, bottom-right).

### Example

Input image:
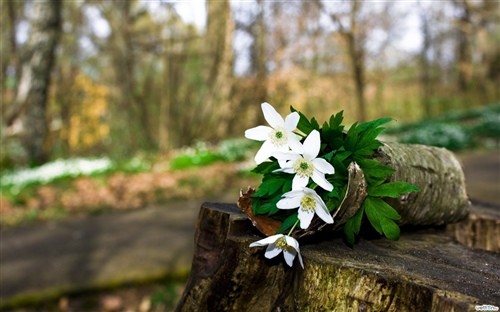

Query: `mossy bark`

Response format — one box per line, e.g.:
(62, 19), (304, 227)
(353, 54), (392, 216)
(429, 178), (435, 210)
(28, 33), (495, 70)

(176, 203), (499, 312)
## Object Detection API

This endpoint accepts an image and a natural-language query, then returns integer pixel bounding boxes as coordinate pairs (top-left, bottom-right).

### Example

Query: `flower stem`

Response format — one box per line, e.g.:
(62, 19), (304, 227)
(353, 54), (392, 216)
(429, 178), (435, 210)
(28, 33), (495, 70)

(287, 219), (300, 236)
(294, 129), (307, 138)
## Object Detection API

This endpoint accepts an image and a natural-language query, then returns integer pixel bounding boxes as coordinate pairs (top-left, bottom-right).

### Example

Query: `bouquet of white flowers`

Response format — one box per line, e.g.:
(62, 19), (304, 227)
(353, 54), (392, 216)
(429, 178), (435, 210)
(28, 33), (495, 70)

(240, 103), (419, 268)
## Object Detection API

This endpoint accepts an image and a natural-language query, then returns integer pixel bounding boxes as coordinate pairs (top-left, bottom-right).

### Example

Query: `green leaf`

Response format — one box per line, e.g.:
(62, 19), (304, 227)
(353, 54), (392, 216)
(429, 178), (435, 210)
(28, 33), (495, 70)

(381, 218), (400, 240)
(281, 177), (292, 193)
(310, 117), (320, 130)
(277, 213), (298, 234)
(336, 151), (352, 162)
(344, 122), (359, 151)
(290, 106), (319, 134)
(344, 205), (365, 245)
(322, 150), (335, 162)
(363, 198), (383, 235)
(251, 161), (280, 174)
(355, 129), (384, 152)
(357, 117), (392, 132)
(365, 197), (401, 220)
(368, 182), (420, 198)
(358, 159), (395, 181)
(253, 174), (288, 197)
(329, 111), (344, 130)
(256, 196), (281, 215)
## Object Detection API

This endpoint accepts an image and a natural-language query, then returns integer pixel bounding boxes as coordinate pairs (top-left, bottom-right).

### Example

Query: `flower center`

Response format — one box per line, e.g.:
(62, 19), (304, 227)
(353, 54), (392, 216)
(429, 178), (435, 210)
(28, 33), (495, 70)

(269, 128), (288, 147)
(293, 157), (314, 177)
(275, 237), (289, 250)
(300, 195), (316, 212)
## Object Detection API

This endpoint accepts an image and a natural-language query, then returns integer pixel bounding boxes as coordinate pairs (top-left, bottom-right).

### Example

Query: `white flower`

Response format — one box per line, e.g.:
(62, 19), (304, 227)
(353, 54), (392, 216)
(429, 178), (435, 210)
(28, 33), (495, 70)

(245, 102), (302, 164)
(275, 130), (335, 191)
(249, 234), (304, 268)
(277, 187), (334, 229)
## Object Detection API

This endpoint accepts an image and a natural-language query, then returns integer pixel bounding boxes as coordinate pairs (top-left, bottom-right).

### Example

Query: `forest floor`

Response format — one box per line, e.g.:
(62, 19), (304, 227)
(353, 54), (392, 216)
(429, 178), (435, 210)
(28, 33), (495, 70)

(0, 149), (498, 311)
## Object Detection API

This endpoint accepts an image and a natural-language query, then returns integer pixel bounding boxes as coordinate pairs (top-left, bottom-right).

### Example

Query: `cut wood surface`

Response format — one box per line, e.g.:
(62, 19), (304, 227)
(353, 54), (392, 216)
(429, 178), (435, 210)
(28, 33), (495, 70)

(176, 203), (500, 312)
(448, 202), (500, 252)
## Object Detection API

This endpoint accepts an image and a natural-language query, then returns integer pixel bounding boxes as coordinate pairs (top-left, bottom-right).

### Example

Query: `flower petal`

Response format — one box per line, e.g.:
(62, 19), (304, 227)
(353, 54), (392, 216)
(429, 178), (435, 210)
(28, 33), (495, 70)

(312, 158), (335, 174)
(298, 207), (315, 229)
(302, 130), (321, 160)
(314, 201), (334, 224)
(277, 196), (301, 209)
(274, 151), (300, 163)
(296, 250), (304, 268)
(245, 126), (272, 141)
(284, 112), (300, 131)
(285, 236), (303, 268)
(292, 174), (309, 190)
(312, 170), (333, 192)
(261, 102), (284, 128)
(283, 249), (297, 267)
(249, 234), (282, 247)
(254, 140), (275, 164)
(282, 189), (306, 198)
(287, 135), (304, 154)
(273, 167), (295, 174)
(265, 244), (282, 259)
(285, 235), (300, 251)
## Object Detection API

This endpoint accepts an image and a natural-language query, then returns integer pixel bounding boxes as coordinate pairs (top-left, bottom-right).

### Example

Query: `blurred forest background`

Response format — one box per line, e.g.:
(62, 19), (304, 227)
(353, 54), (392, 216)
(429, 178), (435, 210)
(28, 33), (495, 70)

(0, 1), (498, 310)
(2, 0), (498, 167)
(1, 0), (499, 227)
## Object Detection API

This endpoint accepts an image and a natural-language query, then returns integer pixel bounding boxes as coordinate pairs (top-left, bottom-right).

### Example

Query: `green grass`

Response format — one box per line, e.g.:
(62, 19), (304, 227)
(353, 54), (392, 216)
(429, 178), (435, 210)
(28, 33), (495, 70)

(386, 104), (500, 150)
(169, 138), (258, 170)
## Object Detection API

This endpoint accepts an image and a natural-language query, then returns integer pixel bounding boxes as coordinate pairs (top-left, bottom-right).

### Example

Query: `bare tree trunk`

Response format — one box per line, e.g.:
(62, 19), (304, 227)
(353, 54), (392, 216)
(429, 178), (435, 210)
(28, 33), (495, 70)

(419, 5), (432, 117)
(253, 0), (268, 125)
(454, 0), (472, 93)
(199, 0), (234, 139)
(2, 1), (20, 96)
(313, 0), (367, 121)
(16, 0), (61, 165)
(346, 32), (366, 122)
(158, 36), (172, 152)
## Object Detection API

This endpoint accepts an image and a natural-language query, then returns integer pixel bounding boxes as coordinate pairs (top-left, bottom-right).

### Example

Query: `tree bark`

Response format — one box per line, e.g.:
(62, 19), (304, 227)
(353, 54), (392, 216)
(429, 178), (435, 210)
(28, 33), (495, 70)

(375, 143), (469, 225)
(176, 202), (499, 312)
(17, 0), (61, 165)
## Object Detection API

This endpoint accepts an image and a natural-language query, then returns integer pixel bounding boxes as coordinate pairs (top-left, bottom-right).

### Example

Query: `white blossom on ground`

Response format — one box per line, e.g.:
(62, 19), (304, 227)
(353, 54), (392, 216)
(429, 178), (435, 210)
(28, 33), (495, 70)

(277, 187), (334, 229)
(249, 234), (304, 268)
(274, 130), (335, 191)
(1, 158), (113, 191)
(244, 102), (302, 164)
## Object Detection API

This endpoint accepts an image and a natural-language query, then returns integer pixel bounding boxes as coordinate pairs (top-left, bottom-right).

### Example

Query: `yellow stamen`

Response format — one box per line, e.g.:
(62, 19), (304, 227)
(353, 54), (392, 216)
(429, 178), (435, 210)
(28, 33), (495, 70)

(293, 157), (314, 177)
(300, 195), (316, 212)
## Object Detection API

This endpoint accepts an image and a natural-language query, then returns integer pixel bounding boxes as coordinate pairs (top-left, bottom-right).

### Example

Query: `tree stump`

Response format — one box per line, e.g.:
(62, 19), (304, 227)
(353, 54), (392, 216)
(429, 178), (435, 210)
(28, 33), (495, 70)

(176, 143), (498, 311)
(176, 203), (500, 312)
